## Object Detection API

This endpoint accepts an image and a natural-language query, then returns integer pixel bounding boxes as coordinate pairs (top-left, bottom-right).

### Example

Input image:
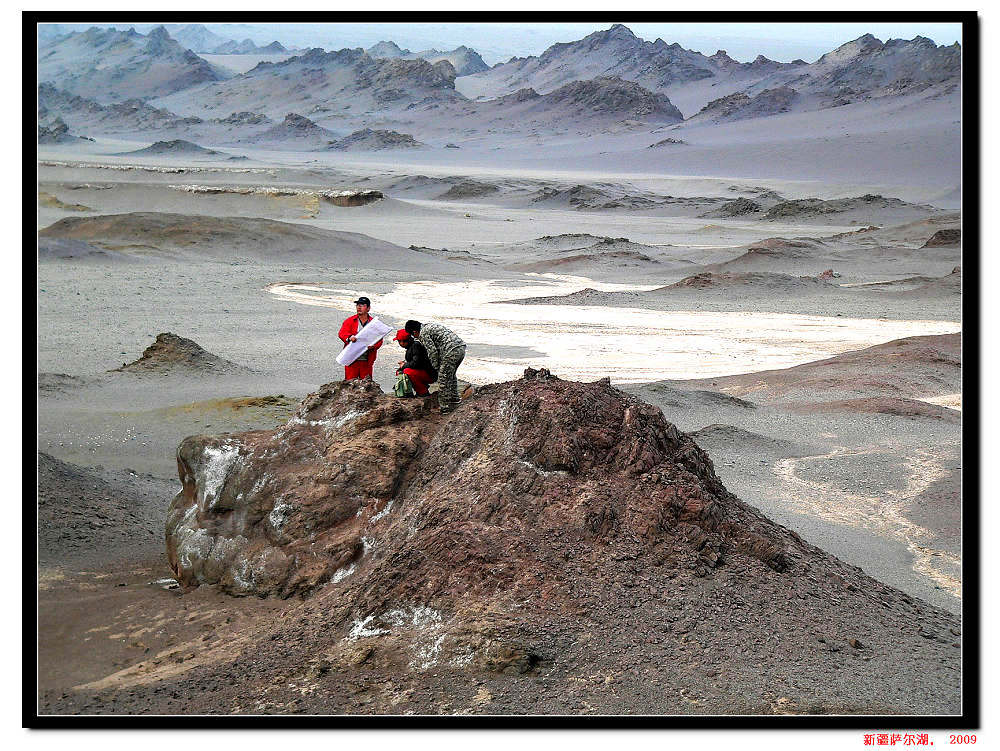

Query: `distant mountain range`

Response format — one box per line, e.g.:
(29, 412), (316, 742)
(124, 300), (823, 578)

(173, 24), (290, 55)
(36, 23), (961, 145)
(460, 24), (806, 100)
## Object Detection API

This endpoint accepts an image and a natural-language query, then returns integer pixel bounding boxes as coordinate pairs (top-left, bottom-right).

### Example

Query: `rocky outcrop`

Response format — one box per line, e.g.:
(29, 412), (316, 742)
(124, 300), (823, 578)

(245, 112), (338, 146)
(648, 137), (686, 147)
(811, 34), (961, 103)
(166, 370), (816, 601)
(544, 76), (683, 121)
(762, 194), (933, 220)
(324, 190), (384, 207)
(326, 128), (423, 151)
(115, 332), (249, 374)
(366, 41), (489, 76)
(37, 117), (82, 144)
(213, 111), (271, 126)
(663, 271), (834, 292)
(213, 38), (287, 55)
(366, 41), (407, 58)
(923, 228), (961, 247)
(712, 197), (763, 217)
(216, 48), (463, 116)
(498, 87), (541, 105)
(119, 139), (220, 156)
(694, 86), (798, 122)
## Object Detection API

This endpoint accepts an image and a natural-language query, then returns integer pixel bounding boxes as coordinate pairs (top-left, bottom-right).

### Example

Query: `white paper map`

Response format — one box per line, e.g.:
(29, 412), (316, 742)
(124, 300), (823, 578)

(336, 317), (393, 365)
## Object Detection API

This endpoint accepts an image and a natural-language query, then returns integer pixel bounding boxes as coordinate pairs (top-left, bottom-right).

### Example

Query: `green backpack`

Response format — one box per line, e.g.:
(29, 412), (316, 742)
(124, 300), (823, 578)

(393, 372), (416, 398)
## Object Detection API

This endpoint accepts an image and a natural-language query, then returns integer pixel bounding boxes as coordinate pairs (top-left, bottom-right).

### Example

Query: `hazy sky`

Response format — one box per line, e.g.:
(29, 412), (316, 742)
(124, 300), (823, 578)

(43, 20), (964, 66)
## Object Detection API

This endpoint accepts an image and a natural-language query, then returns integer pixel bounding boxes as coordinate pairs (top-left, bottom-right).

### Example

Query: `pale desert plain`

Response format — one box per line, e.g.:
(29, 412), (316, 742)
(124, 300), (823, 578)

(35, 21), (966, 717)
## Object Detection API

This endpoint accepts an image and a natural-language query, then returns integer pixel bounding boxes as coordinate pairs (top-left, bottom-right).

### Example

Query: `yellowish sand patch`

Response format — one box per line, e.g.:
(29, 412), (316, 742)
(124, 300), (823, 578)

(39, 191), (91, 211)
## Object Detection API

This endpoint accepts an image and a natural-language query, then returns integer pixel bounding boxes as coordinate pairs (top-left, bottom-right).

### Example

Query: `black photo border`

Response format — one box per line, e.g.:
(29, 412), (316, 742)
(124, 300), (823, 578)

(25, 8), (981, 731)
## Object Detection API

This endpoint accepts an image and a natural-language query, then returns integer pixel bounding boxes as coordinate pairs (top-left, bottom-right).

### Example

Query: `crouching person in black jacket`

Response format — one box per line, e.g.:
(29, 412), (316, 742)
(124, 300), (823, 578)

(393, 328), (436, 396)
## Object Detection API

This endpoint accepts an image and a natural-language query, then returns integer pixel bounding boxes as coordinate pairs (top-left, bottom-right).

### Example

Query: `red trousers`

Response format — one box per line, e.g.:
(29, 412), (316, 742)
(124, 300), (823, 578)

(403, 368), (432, 395)
(344, 360), (374, 380)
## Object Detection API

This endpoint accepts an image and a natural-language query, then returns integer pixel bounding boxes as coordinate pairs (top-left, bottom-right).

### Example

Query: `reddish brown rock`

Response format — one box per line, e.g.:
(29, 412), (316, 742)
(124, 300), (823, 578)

(167, 369), (805, 604)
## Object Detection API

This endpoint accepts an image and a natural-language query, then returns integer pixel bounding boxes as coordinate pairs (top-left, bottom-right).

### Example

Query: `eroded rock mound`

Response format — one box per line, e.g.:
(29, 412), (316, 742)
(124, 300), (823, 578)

(116, 332), (249, 374)
(711, 197), (762, 217)
(38, 117), (88, 144)
(167, 370), (811, 603)
(923, 228), (961, 247)
(121, 139), (220, 156)
(324, 190), (384, 207)
(326, 128), (423, 151)
(695, 86), (798, 122)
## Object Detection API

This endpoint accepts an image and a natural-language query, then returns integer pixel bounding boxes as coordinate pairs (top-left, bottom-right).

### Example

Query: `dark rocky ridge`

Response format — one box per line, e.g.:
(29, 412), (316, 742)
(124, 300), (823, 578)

(664, 271), (834, 292)
(677, 333), (961, 404)
(464, 26), (957, 120)
(213, 38), (287, 55)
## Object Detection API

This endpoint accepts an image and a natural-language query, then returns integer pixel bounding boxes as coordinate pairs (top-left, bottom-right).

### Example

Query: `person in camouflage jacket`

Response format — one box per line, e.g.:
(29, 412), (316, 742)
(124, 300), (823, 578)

(404, 319), (466, 413)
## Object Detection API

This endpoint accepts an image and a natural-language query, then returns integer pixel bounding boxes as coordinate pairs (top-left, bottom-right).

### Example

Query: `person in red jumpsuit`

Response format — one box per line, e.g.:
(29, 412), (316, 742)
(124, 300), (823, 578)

(338, 296), (383, 380)
(392, 328), (436, 396)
